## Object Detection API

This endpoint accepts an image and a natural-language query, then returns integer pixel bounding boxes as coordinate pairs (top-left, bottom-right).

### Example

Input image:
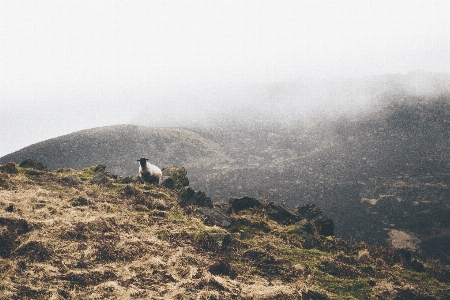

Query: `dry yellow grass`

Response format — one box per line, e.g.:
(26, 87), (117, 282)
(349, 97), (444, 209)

(1, 163), (449, 299)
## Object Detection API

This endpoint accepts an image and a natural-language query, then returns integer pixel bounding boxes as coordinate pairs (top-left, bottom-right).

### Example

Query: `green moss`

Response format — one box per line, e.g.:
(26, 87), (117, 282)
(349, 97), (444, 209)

(167, 210), (187, 224)
(79, 166), (97, 180)
(391, 268), (449, 297)
(281, 247), (331, 257)
(316, 274), (373, 299)
(279, 247), (332, 268)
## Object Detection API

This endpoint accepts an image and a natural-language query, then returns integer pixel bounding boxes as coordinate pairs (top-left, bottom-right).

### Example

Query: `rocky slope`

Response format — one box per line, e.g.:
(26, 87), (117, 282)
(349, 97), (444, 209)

(2, 95), (450, 264)
(1, 162), (449, 299)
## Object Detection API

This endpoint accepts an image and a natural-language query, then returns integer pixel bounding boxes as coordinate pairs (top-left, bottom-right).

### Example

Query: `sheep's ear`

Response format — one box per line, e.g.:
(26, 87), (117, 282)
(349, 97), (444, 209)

(146, 159), (149, 161)
(136, 159), (140, 161)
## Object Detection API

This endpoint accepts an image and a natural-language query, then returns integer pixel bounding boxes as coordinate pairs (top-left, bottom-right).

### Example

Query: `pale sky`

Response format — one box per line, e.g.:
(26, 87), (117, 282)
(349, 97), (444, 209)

(1, 0), (450, 156)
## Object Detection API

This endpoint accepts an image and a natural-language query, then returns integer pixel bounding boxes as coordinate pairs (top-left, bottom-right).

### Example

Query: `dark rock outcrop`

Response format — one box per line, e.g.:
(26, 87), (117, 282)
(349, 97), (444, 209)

(295, 204), (334, 236)
(61, 175), (82, 186)
(19, 159), (48, 170)
(196, 205), (233, 228)
(229, 196), (262, 213)
(90, 173), (111, 187)
(162, 166), (189, 189)
(263, 201), (300, 225)
(178, 187), (212, 208)
(0, 162), (19, 174)
(93, 164), (107, 173)
(161, 177), (176, 189)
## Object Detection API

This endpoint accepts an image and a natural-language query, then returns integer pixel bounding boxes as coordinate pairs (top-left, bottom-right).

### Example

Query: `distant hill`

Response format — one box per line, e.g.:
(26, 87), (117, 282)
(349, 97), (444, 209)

(192, 94), (450, 263)
(2, 95), (450, 263)
(0, 124), (229, 176)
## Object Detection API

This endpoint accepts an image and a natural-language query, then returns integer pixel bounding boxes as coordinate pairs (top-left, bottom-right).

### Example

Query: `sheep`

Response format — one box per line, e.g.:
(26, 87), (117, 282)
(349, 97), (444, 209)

(137, 157), (162, 184)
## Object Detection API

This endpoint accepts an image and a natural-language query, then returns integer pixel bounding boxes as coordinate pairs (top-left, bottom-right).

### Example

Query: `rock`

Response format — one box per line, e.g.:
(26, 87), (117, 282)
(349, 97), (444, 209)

(70, 197), (91, 207)
(209, 260), (232, 276)
(214, 202), (232, 214)
(229, 196), (262, 213)
(409, 259), (425, 272)
(5, 205), (14, 213)
(162, 166), (189, 189)
(295, 204), (334, 236)
(161, 176), (176, 189)
(294, 219), (314, 235)
(178, 187), (212, 208)
(93, 164), (107, 173)
(296, 203), (323, 219)
(14, 241), (52, 262)
(19, 159), (47, 170)
(140, 173), (160, 184)
(264, 201), (300, 225)
(394, 248), (412, 263)
(90, 173), (111, 186)
(0, 162), (19, 174)
(61, 175), (82, 186)
(123, 185), (138, 196)
(196, 205), (233, 228)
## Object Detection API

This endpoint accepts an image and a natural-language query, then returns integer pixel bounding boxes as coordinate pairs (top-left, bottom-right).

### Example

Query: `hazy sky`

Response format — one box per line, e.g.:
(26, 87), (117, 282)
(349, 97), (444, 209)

(1, 0), (450, 156)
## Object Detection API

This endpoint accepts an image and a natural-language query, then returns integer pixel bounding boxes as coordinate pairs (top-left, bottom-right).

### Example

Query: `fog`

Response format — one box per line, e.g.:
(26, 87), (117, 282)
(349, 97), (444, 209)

(1, 1), (450, 157)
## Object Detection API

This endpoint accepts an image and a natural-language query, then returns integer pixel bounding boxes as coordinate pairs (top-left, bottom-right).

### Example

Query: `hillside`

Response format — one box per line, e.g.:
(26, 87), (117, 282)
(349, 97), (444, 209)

(2, 95), (450, 264)
(194, 95), (450, 264)
(0, 125), (229, 176)
(1, 162), (449, 299)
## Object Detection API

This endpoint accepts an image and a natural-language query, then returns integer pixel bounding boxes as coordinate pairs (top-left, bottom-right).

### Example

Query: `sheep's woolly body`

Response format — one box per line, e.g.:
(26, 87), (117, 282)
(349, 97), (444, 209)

(138, 158), (162, 184)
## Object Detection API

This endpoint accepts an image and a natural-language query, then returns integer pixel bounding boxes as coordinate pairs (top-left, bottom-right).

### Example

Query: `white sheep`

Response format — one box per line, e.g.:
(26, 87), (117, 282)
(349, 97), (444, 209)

(137, 157), (162, 184)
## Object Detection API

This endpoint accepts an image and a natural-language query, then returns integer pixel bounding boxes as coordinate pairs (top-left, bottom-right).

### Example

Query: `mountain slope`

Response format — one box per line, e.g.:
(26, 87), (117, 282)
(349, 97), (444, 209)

(2, 96), (450, 263)
(1, 163), (449, 299)
(191, 94), (450, 263)
(0, 125), (229, 176)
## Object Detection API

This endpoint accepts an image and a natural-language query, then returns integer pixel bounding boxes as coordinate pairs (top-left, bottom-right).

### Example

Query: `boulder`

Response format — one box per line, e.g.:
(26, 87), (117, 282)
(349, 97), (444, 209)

(90, 173), (111, 187)
(264, 201), (300, 225)
(178, 187), (212, 208)
(162, 166), (189, 189)
(93, 164), (107, 173)
(140, 173), (159, 184)
(19, 159), (47, 170)
(229, 196), (262, 213)
(196, 205), (233, 228)
(295, 204), (334, 236)
(161, 176), (176, 189)
(0, 162), (19, 174)
(61, 175), (82, 186)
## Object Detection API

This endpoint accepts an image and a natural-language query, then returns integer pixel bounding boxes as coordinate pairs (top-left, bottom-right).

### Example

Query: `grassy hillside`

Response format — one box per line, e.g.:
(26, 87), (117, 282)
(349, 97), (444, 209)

(1, 163), (449, 299)
(2, 96), (450, 264)
(0, 125), (229, 176)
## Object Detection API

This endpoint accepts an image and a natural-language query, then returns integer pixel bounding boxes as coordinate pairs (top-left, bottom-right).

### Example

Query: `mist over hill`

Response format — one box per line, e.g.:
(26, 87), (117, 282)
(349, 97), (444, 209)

(2, 72), (450, 263)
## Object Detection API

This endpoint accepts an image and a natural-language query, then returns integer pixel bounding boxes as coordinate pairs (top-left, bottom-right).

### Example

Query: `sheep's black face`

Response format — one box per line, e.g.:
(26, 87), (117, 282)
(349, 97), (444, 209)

(138, 158), (148, 167)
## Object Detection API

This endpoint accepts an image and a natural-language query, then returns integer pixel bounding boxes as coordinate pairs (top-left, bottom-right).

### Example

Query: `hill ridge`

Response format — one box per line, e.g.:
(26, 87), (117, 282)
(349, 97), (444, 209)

(0, 162), (449, 299)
